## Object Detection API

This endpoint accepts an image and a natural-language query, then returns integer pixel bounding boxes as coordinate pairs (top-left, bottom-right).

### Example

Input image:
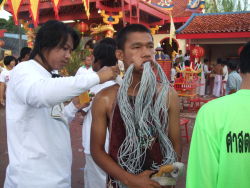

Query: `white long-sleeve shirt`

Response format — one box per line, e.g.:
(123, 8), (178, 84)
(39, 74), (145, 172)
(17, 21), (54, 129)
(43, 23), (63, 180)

(4, 60), (100, 188)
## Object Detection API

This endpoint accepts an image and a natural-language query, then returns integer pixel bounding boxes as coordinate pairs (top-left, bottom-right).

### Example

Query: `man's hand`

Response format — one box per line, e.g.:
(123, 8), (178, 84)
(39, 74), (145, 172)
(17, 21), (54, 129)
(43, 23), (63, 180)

(125, 170), (161, 188)
(71, 93), (93, 110)
(0, 98), (5, 106)
(97, 65), (119, 84)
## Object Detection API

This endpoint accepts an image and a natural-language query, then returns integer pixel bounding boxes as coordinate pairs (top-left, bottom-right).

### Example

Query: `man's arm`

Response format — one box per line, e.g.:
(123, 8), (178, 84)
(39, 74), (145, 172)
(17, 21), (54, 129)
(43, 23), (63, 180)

(90, 92), (161, 188)
(0, 82), (6, 106)
(227, 75), (237, 94)
(168, 88), (182, 160)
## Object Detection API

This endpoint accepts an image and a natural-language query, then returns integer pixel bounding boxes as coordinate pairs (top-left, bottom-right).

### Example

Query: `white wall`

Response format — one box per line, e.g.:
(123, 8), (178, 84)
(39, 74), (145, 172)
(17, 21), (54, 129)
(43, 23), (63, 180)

(191, 38), (249, 64)
(153, 34), (187, 53)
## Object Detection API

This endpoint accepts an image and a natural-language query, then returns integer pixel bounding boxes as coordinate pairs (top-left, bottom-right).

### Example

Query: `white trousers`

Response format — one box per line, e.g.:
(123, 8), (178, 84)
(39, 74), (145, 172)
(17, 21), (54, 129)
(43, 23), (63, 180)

(84, 154), (107, 188)
(213, 75), (222, 97)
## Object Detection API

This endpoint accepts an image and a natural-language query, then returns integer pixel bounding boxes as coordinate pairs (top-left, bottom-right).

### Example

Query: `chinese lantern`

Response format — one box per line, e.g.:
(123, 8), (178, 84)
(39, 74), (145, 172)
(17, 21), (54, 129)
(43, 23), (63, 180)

(76, 22), (89, 35)
(192, 46), (205, 58)
(0, 40), (5, 47)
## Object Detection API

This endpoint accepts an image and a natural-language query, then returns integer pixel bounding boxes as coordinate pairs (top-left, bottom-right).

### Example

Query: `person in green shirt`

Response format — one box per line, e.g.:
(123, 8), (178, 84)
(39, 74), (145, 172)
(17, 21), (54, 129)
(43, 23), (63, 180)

(186, 42), (250, 188)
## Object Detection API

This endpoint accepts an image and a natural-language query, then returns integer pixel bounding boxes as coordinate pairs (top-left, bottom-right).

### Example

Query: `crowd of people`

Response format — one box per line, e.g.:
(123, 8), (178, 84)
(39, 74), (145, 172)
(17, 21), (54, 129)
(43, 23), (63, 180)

(170, 53), (242, 98)
(0, 20), (249, 188)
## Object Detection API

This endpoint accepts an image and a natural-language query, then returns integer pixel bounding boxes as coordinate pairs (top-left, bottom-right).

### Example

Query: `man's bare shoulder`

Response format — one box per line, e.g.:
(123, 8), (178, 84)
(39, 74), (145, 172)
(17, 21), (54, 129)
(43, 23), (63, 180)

(156, 83), (178, 97)
(94, 84), (119, 104)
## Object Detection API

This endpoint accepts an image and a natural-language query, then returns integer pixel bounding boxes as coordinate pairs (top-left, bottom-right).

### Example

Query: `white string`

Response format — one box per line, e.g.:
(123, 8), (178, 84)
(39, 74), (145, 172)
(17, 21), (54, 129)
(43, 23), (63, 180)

(114, 62), (177, 187)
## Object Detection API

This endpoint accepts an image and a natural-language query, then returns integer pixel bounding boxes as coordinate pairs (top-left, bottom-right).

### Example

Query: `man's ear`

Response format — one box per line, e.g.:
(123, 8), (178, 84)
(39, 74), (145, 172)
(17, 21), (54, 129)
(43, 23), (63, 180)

(115, 49), (124, 61)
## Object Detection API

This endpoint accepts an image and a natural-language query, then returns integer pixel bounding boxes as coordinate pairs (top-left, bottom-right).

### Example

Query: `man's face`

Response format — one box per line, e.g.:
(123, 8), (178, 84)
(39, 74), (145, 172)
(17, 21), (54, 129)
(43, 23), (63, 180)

(44, 35), (73, 70)
(23, 53), (31, 61)
(84, 56), (93, 67)
(120, 32), (155, 73)
(9, 60), (16, 69)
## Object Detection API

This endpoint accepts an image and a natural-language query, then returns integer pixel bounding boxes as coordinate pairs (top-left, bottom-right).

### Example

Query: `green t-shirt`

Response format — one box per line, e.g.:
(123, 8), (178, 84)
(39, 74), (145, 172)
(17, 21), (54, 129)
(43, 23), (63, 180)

(187, 90), (250, 188)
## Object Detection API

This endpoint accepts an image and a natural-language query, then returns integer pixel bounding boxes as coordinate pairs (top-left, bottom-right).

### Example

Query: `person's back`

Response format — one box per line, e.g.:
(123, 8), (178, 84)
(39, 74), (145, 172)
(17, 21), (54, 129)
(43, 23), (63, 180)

(187, 42), (250, 188)
(187, 92), (250, 188)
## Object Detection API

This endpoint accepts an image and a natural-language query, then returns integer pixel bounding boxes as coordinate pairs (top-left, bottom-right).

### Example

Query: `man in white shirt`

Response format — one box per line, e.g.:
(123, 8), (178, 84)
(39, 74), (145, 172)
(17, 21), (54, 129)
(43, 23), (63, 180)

(222, 60), (228, 96)
(226, 60), (242, 95)
(170, 63), (177, 83)
(203, 59), (211, 95)
(75, 55), (94, 75)
(0, 56), (16, 106)
(4, 20), (118, 188)
(82, 38), (117, 188)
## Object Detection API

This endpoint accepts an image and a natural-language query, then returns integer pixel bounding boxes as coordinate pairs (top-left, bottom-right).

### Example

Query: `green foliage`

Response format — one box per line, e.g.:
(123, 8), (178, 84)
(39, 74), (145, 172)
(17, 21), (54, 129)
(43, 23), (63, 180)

(236, 0), (242, 11)
(64, 38), (84, 76)
(205, 0), (248, 13)
(0, 17), (25, 34)
(221, 0), (234, 12)
(243, 0), (248, 11)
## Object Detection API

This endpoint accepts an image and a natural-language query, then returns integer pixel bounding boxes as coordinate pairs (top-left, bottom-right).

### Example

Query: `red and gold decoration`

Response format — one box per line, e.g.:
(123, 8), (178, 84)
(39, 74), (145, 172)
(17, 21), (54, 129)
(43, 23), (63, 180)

(8, 0), (22, 25)
(82, 0), (90, 19)
(150, 25), (159, 35)
(90, 24), (116, 38)
(52, 0), (61, 19)
(100, 10), (122, 25)
(4, 0), (91, 26)
(29, 0), (39, 26)
(21, 20), (35, 48)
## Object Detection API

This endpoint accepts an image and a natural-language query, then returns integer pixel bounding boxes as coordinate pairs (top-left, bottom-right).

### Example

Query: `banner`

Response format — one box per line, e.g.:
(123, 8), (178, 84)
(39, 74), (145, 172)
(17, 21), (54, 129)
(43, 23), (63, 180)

(52, 0), (61, 19)
(82, 0), (90, 19)
(8, 0), (22, 24)
(29, 0), (40, 26)
(0, 0), (7, 10)
(169, 13), (175, 46)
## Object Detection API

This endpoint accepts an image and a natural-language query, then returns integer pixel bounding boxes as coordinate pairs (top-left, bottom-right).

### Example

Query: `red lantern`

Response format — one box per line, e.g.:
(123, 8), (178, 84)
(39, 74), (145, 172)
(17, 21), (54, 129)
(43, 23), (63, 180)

(0, 40), (5, 47)
(76, 22), (89, 34)
(192, 46), (205, 58)
(238, 46), (244, 56)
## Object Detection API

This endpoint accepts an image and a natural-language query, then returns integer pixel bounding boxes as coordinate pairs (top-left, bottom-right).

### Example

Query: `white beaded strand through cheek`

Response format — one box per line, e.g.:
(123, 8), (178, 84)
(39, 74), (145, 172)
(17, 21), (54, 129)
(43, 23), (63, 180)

(115, 62), (176, 188)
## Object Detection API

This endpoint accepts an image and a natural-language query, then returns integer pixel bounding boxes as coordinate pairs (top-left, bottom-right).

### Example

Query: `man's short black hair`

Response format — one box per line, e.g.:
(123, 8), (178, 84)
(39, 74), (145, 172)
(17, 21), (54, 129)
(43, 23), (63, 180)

(184, 60), (190, 66)
(93, 37), (117, 68)
(227, 59), (239, 71)
(217, 58), (222, 64)
(116, 24), (152, 50)
(4, 56), (16, 66)
(240, 42), (250, 74)
(19, 47), (31, 59)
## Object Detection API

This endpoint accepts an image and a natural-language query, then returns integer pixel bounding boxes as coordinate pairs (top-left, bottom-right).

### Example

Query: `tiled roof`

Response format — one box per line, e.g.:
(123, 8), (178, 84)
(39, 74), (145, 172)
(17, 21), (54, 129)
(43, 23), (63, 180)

(140, 0), (196, 19)
(176, 12), (250, 34)
(172, 0), (193, 18)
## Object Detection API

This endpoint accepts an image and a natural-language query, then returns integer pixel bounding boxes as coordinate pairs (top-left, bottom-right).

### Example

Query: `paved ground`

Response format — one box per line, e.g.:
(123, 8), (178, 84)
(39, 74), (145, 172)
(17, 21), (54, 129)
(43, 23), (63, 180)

(0, 106), (196, 188)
